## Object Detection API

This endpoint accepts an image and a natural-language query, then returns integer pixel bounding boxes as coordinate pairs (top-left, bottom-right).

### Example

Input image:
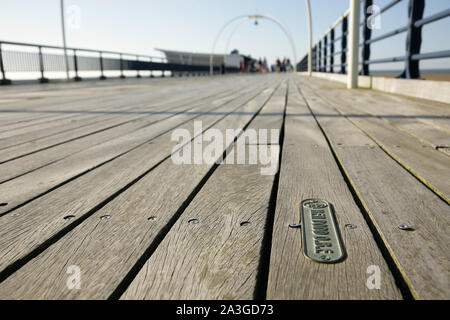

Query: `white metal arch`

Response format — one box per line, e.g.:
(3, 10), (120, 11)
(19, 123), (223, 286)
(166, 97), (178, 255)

(209, 14), (300, 75)
(224, 18), (248, 54)
(210, 1), (363, 88)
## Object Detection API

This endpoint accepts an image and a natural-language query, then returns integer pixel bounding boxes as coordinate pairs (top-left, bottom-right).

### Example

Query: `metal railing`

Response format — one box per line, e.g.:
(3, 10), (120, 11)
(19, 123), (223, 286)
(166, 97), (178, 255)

(297, 0), (450, 79)
(0, 40), (239, 84)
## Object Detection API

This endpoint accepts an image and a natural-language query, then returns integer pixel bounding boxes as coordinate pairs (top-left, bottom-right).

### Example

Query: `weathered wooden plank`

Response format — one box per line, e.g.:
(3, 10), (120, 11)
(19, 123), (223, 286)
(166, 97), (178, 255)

(266, 82), (402, 300)
(0, 76), (238, 127)
(301, 75), (450, 133)
(0, 86), (242, 182)
(120, 82), (287, 300)
(0, 81), (281, 299)
(368, 90), (450, 134)
(0, 79), (273, 264)
(0, 80), (270, 215)
(298, 78), (450, 204)
(122, 164), (275, 300)
(0, 78), (238, 146)
(296, 79), (450, 300)
(0, 81), (240, 159)
(303, 80), (450, 155)
(0, 85), (157, 126)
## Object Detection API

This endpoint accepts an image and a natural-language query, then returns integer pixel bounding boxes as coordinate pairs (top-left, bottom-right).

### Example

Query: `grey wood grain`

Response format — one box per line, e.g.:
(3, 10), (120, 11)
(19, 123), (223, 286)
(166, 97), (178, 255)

(266, 81), (402, 300)
(296, 76), (450, 299)
(0, 80), (267, 216)
(0, 86), (241, 182)
(298, 77), (450, 204)
(0, 80), (279, 299)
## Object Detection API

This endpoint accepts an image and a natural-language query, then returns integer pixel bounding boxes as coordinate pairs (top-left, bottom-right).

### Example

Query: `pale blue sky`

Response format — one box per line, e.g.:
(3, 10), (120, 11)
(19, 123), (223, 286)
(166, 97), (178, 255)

(0, 0), (448, 69)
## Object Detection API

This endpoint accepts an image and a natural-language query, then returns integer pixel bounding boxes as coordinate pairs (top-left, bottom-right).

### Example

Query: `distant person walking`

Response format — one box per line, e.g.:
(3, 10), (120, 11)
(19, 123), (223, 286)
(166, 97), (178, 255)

(281, 58), (287, 72)
(239, 60), (245, 73)
(286, 58), (292, 72)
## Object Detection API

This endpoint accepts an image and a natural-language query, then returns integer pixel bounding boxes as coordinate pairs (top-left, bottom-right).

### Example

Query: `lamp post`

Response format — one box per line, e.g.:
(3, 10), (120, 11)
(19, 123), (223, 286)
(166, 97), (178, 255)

(306, 0), (313, 76)
(347, 0), (361, 88)
(60, 0), (70, 81)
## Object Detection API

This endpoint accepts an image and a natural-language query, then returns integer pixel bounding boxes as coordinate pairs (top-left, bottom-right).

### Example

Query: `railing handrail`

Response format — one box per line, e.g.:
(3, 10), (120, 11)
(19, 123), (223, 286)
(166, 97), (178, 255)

(299, 0), (450, 79)
(0, 40), (166, 62)
(313, 9), (350, 47)
(0, 39), (241, 84)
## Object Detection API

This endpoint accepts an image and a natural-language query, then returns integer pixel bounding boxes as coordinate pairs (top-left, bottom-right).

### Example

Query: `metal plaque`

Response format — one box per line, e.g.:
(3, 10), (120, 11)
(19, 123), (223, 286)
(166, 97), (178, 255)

(300, 199), (346, 263)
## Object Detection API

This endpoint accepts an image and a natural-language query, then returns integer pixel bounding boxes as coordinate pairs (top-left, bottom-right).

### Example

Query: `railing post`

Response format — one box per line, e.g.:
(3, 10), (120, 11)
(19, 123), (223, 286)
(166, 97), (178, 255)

(149, 57), (154, 78)
(99, 51), (106, 80)
(347, 0), (361, 89)
(136, 55), (141, 78)
(0, 42), (11, 85)
(313, 46), (315, 71)
(38, 46), (49, 83)
(314, 46), (317, 71)
(323, 36), (328, 72)
(399, 0), (425, 79)
(341, 16), (348, 74)
(120, 53), (125, 79)
(362, 0), (373, 75)
(73, 49), (81, 81)
(318, 41), (322, 72)
(330, 29), (335, 73)
(315, 46), (318, 71)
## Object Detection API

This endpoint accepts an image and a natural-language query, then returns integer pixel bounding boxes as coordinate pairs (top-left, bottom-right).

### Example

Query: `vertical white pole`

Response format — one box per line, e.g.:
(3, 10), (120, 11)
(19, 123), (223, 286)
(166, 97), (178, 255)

(305, 0), (312, 76)
(60, 0), (70, 81)
(209, 54), (214, 76)
(347, 0), (360, 89)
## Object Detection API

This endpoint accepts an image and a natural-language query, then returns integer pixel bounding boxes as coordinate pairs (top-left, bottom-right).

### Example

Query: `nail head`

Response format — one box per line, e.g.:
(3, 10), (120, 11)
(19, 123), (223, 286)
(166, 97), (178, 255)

(188, 219), (199, 225)
(398, 224), (414, 231)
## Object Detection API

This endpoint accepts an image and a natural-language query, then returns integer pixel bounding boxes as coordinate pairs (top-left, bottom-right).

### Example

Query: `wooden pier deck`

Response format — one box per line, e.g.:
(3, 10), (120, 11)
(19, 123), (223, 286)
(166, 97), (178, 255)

(0, 74), (448, 300)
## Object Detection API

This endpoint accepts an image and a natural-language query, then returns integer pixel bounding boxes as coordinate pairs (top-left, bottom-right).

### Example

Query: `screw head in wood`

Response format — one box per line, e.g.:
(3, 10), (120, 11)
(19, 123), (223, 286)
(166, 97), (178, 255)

(11, 213), (20, 217)
(100, 215), (111, 220)
(345, 224), (357, 229)
(289, 223), (301, 228)
(398, 224), (414, 231)
(147, 216), (157, 221)
(188, 219), (199, 225)
(240, 221), (251, 227)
